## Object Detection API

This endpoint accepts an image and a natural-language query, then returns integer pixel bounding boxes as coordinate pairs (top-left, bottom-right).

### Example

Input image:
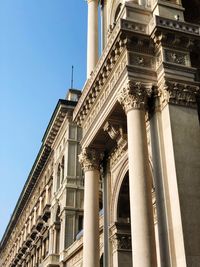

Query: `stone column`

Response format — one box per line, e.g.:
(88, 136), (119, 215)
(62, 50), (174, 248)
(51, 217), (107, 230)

(59, 209), (67, 254)
(28, 216), (32, 234)
(48, 226), (54, 254)
(38, 197), (43, 216)
(33, 207), (37, 225)
(79, 148), (101, 267)
(45, 185), (50, 205)
(101, 0), (107, 50)
(150, 84), (187, 266)
(87, 0), (99, 78)
(118, 82), (157, 267)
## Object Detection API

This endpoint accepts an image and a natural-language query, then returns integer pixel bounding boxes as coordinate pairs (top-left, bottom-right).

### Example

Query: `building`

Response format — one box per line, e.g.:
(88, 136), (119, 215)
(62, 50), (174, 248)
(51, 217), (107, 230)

(1, 0), (200, 267)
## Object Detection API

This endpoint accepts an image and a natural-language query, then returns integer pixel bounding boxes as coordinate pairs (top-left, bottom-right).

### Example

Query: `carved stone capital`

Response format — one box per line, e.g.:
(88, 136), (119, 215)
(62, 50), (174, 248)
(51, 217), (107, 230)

(118, 81), (152, 113)
(79, 148), (101, 172)
(111, 233), (132, 251)
(153, 82), (170, 111)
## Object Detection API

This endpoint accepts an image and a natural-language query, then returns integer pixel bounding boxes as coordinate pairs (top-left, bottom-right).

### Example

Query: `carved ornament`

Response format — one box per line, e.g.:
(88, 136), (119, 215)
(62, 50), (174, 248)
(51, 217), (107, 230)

(118, 81), (152, 113)
(111, 233), (132, 251)
(154, 80), (200, 110)
(79, 148), (101, 172)
(166, 81), (200, 106)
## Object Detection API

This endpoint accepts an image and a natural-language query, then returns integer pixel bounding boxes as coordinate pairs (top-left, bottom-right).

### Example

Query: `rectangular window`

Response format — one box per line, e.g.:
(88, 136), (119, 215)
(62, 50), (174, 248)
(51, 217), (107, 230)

(67, 143), (76, 176)
(65, 216), (74, 248)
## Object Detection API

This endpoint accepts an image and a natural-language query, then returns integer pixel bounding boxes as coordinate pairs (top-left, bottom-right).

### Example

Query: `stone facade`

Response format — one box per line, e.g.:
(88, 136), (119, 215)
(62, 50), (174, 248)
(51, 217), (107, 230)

(1, 0), (200, 267)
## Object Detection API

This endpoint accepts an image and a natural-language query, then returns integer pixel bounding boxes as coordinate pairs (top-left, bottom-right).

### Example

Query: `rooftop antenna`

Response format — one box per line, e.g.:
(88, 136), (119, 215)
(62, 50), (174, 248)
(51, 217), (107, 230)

(71, 65), (74, 89)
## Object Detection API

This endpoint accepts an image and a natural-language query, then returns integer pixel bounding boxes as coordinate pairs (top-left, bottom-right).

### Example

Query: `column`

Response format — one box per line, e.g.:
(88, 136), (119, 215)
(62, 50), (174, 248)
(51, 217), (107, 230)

(79, 148), (101, 267)
(28, 216), (32, 234)
(118, 82), (157, 267)
(101, 0), (107, 50)
(87, 0), (99, 78)
(150, 85), (186, 266)
(59, 210), (66, 253)
(33, 207), (37, 225)
(24, 224), (27, 241)
(48, 226), (54, 254)
(45, 185), (50, 205)
(38, 197), (43, 216)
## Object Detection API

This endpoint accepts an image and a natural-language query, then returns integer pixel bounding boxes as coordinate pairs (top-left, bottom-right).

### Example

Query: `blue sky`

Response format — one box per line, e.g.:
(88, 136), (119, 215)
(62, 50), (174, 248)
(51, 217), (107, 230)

(0, 0), (88, 240)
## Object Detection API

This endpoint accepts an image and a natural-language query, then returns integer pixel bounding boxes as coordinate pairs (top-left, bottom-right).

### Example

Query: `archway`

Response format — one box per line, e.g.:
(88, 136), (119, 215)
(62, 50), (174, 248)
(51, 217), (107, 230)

(117, 172), (130, 223)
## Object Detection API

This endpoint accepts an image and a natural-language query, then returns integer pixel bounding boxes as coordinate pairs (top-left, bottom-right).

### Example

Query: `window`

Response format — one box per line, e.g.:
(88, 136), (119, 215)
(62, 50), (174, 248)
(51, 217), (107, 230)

(61, 156), (65, 182)
(57, 164), (61, 191)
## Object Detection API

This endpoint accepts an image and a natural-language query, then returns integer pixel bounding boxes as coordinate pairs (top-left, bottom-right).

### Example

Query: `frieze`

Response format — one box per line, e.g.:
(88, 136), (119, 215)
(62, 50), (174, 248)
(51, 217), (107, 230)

(129, 52), (156, 69)
(121, 19), (147, 34)
(164, 49), (189, 66)
(83, 53), (127, 132)
(154, 80), (200, 110)
(166, 81), (200, 106)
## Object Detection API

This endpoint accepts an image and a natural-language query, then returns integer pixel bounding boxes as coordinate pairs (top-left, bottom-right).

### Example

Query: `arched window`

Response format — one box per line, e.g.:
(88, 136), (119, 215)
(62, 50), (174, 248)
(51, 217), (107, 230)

(117, 173), (130, 223)
(55, 206), (60, 254)
(57, 164), (61, 191)
(61, 156), (65, 183)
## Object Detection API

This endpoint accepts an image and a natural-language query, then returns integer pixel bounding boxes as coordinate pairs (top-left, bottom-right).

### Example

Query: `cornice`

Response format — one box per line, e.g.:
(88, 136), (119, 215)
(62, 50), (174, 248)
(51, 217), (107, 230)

(154, 16), (200, 37)
(0, 99), (79, 252)
(73, 17), (149, 126)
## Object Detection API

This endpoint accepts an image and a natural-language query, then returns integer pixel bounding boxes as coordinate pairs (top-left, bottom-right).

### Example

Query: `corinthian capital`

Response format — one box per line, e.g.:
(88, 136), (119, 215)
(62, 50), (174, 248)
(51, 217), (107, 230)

(118, 81), (152, 113)
(79, 148), (101, 172)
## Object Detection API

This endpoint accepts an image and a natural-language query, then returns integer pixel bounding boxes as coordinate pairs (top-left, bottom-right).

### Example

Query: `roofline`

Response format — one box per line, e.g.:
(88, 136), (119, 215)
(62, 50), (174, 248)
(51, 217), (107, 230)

(0, 98), (78, 251)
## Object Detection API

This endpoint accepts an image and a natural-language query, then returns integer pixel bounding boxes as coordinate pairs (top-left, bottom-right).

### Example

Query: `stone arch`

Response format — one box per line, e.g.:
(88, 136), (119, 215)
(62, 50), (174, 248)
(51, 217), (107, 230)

(108, 0), (123, 27)
(117, 172), (130, 223)
(110, 157), (129, 223)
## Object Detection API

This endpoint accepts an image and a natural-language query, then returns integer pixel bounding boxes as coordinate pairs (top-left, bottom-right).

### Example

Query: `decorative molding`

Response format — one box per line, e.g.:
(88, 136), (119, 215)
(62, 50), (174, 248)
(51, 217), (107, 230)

(83, 53), (127, 132)
(73, 18), (122, 123)
(164, 49), (189, 66)
(79, 148), (102, 172)
(109, 140), (128, 169)
(129, 52), (156, 69)
(118, 81), (152, 113)
(154, 80), (200, 110)
(121, 19), (147, 34)
(111, 233), (132, 251)
(103, 121), (128, 168)
(156, 16), (200, 36)
(166, 81), (200, 106)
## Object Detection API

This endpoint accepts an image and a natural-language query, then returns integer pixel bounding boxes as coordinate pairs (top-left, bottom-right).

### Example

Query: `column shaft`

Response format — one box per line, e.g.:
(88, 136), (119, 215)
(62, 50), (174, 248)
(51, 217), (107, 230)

(83, 169), (100, 267)
(127, 109), (157, 267)
(87, 0), (98, 78)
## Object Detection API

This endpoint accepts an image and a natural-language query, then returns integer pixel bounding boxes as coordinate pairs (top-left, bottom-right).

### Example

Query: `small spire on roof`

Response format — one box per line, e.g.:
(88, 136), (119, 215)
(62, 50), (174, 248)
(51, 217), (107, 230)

(71, 65), (74, 89)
